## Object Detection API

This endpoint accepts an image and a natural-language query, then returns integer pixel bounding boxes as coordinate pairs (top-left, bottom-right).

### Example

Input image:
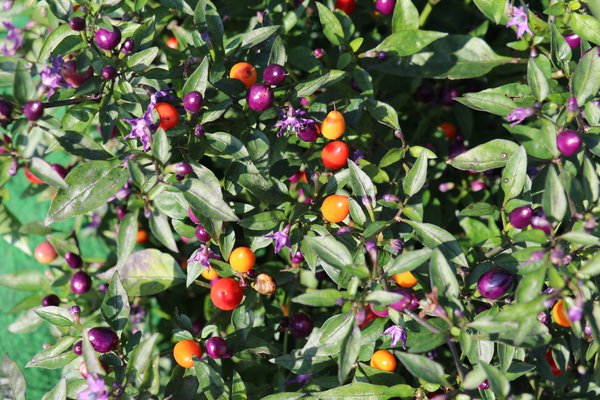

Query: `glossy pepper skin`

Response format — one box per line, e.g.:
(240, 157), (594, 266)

(477, 269), (514, 300)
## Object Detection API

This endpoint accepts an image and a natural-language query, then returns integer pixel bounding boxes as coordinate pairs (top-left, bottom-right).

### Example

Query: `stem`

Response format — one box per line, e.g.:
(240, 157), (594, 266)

(404, 310), (440, 334)
(43, 95), (101, 108)
(419, 1), (436, 27)
(446, 337), (465, 382)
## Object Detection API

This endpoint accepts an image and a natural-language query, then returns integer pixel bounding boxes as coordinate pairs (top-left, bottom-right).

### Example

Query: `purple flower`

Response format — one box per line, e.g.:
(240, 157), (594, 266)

(1, 22), (23, 56)
(568, 295), (584, 323)
(273, 104), (310, 137)
(507, 107), (536, 126)
(566, 96), (579, 115)
(188, 244), (220, 270)
(383, 324), (407, 349)
(123, 88), (173, 151)
(3, 1), (14, 10)
(506, 6), (533, 39)
(390, 239), (404, 254)
(40, 55), (68, 97)
(351, 149), (366, 165)
(78, 375), (109, 400)
(286, 373), (313, 386)
(265, 224), (291, 253)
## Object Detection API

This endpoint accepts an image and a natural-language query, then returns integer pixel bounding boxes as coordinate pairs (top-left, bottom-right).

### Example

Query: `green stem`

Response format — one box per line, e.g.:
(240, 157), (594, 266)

(419, 1), (436, 27)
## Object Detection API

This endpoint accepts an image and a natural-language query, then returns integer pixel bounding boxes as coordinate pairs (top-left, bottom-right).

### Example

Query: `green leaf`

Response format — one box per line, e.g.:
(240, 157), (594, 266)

(338, 326), (361, 384)
(48, 130), (113, 160)
(392, 0), (419, 31)
(13, 63), (35, 104)
(559, 231), (600, 246)
(241, 26), (280, 48)
(396, 351), (449, 385)
(403, 151), (428, 197)
(571, 48), (600, 105)
(515, 264), (547, 303)
(230, 370), (247, 400)
(114, 249), (186, 296)
(29, 157), (68, 189)
(348, 161), (376, 205)
(473, 0), (507, 24)
(570, 13), (600, 45)
(373, 35), (512, 79)
(365, 99), (401, 130)
(320, 312), (355, 346)
(292, 289), (351, 307)
(384, 248), (432, 275)
(1, 353), (26, 400)
(527, 56), (549, 102)
(82, 331), (104, 376)
(45, 160), (128, 225)
(46, 0), (71, 19)
(429, 248), (459, 299)
(501, 146), (527, 205)
(459, 202), (497, 217)
(542, 165), (567, 221)
(152, 129), (171, 166)
(303, 235), (353, 269)
(42, 378), (67, 400)
(34, 306), (77, 328)
(456, 84), (525, 116)
(194, 361), (228, 400)
(481, 362), (511, 398)
(38, 24), (78, 62)
(26, 337), (77, 369)
(126, 333), (158, 386)
(99, 94), (118, 143)
(295, 70), (345, 97)
(126, 47), (159, 71)
(404, 220), (468, 267)
(372, 30), (447, 56)
(149, 209), (178, 252)
(117, 210), (139, 267)
(550, 24), (571, 64)
(583, 156), (600, 203)
(176, 178), (238, 222)
(101, 273), (130, 334)
(365, 291), (405, 306)
(183, 57), (210, 96)
(448, 139), (519, 172)
(316, 3), (345, 45)
(239, 211), (283, 231)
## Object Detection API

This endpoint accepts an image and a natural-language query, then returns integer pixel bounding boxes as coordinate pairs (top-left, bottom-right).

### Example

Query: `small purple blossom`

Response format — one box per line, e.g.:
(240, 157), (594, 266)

(78, 375), (109, 400)
(566, 96), (579, 115)
(273, 104), (310, 137)
(390, 238), (404, 254)
(265, 224), (291, 253)
(3, 1), (14, 10)
(337, 226), (352, 235)
(438, 182), (455, 193)
(568, 295), (584, 323)
(40, 55), (68, 97)
(188, 244), (220, 270)
(507, 107), (536, 126)
(286, 373), (313, 386)
(383, 324), (407, 349)
(123, 88), (173, 151)
(506, 6), (533, 39)
(351, 149), (366, 165)
(1, 22), (23, 56)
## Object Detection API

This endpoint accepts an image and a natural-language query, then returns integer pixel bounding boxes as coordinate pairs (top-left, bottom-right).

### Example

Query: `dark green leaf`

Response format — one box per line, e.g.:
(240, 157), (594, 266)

(542, 165), (566, 221)
(527, 56), (549, 102)
(338, 326), (361, 383)
(292, 289), (351, 307)
(183, 57), (210, 96)
(34, 306), (77, 328)
(241, 26), (280, 48)
(176, 178), (238, 222)
(29, 157), (68, 189)
(429, 248), (459, 298)
(404, 221), (468, 267)
(396, 351), (449, 385)
(481, 362), (510, 398)
(501, 146), (527, 205)
(316, 3), (345, 45)
(570, 13), (600, 46)
(571, 48), (600, 104)
(384, 248), (432, 275)
(448, 139), (519, 172)
(117, 210), (139, 267)
(392, 0), (419, 31)
(149, 209), (178, 252)
(126, 47), (159, 71)
(365, 99), (401, 130)
(403, 151), (427, 197)
(372, 30), (447, 56)
(101, 272), (130, 334)
(303, 236), (353, 269)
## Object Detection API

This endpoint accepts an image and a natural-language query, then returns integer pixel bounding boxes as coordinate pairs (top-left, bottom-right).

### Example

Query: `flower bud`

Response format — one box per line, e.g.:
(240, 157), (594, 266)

(194, 124), (205, 137)
(253, 273), (277, 296)
(313, 48), (325, 59)
(70, 305), (81, 322)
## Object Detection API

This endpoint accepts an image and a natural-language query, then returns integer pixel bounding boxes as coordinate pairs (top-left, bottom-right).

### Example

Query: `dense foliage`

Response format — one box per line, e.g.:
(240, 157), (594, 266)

(0, 0), (599, 399)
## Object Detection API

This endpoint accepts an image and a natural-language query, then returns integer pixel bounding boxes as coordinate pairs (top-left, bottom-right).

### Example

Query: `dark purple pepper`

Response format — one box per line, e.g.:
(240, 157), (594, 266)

(195, 225), (210, 242)
(557, 130), (582, 156)
(247, 84), (273, 112)
(194, 124), (205, 137)
(263, 64), (287, 86)
(509, 205), (533, 229)
(375, 0), (396, 15)
(564, 33), (581, 49)
(246, 269), (258, 278)
(377, 51), (387, 60)
(101, 65), (117, 81)
(98, 283), (109, 293)
(41, 294), (60, 307)
(313, 48), (325, 59)
(65, 252), (83, 269)
(449, 142), (467, 159)
(23, 101), (44, 121)
(0, 98), (12, 126)
(183, 91), (204, 113)
(191, 320), (204, 336)
(389, 288), (419, 312)
(70, 271), (92, 294)
(88, 327), (118, 353)
(188, 207), (200, 224)
(70, 306), (81, 321)
(173, 162), (192, 176)
(116, 206), (126, 221)
(205, 337), (232, 359)
(297, 120), (319, 142)
(439, 86), (459, 106)
(531, 208), (552, 235)
(479, 380), (490, 390)
(288, 312), (313, 338)
(73, 340), (83, 355)
(69, 17), (85, 31)
(95, 26), (121, 51)
(477, 269), (514, 300)
(290, 251), (304, 264)
(50, 164), (68, 179)
(121, 38), (134, 54)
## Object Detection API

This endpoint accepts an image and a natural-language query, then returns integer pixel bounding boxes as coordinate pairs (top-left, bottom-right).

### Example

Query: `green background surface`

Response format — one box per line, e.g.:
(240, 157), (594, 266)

(1, 174), (61, 399)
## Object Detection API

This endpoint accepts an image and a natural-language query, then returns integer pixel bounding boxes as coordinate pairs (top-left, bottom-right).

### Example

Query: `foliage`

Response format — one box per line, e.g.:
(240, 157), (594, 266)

(0, 0), (599, 399)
